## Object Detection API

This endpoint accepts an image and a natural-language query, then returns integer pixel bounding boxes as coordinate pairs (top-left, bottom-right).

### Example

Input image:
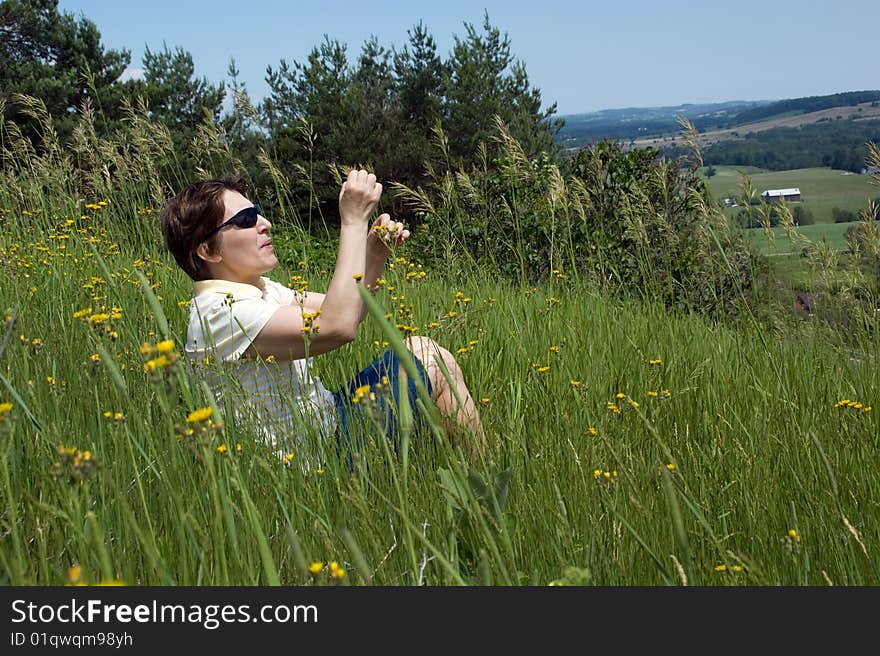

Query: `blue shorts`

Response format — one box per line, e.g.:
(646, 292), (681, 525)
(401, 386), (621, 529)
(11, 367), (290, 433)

(332, 349), (433, 452)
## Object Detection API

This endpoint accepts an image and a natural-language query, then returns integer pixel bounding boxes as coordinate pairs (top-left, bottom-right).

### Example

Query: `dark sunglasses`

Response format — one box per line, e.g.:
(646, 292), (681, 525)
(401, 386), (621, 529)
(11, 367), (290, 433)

(202, 204), (262, 241)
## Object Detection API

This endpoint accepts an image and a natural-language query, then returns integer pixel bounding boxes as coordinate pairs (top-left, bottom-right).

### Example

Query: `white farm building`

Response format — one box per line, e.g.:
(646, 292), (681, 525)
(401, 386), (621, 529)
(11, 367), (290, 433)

(761, 188), (801, 202)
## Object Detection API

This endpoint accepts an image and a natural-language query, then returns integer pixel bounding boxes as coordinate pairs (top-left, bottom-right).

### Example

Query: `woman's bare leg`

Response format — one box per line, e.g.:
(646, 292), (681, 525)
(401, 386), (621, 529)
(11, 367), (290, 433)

(404, 335), (487, 461)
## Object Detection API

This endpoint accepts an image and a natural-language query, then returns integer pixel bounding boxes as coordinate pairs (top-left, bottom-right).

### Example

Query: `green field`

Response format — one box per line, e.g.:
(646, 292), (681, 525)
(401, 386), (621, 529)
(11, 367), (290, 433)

(1, 208), (878, 587)
(1, 113), (878, 588)
(745, 221), (854, 256)
(703, 166), (878, 225)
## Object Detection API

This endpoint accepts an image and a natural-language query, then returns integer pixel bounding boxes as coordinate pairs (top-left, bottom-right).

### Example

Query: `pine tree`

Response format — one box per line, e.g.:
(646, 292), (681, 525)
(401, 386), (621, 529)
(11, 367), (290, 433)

(443, 12), (562, 162)
(140, 43), (225, 142)
(0, 0), (131, 141)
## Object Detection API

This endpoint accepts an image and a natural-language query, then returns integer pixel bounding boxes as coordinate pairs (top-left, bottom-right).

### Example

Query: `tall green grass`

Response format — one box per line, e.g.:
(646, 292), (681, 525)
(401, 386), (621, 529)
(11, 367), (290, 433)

(0, 98), (877, 586)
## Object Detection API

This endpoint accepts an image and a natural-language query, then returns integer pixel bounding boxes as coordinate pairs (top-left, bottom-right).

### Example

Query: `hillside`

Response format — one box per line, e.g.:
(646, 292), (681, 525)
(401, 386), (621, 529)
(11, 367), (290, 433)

(730, 90), (880, 125)
(704, 165), (879, 225)
(631, 101), (880, 150)
(556, 100), (767, 148)
(557, 90), (880, 151)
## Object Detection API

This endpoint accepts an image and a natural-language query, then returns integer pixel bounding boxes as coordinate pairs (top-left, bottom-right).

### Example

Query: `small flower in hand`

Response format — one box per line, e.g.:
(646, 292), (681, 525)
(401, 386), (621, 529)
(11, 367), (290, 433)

(370, 213), (410, 251)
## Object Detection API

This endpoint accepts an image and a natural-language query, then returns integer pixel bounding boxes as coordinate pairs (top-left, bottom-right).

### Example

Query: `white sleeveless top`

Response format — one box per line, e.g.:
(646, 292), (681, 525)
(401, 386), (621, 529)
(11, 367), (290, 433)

(185, 277), (337, 456)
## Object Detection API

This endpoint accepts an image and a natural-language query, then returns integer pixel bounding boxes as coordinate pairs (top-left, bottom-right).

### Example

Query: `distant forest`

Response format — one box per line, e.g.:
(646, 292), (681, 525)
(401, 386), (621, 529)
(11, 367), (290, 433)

(558, 91), (880, 147)
(558, 91), (880, 173)
(698, 119), (880, 172)
(555, 100), (760, 146)
(728, 90), (880, 125)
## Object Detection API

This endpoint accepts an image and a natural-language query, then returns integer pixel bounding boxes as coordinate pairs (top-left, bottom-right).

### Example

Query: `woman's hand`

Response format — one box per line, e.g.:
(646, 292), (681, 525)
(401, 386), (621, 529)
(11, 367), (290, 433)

(338, 169), (382, 227)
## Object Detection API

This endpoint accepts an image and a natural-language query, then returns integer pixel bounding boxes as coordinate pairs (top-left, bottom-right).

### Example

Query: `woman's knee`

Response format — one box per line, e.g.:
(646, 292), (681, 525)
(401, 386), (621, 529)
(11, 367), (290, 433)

(405, 335), (461, 383)
(404, 335), (446, 362)
(404, 335), (435, 359)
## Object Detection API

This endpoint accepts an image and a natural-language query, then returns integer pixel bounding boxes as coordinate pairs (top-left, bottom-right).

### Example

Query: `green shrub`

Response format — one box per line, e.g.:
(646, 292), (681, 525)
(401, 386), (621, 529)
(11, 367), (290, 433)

(793, 205), (815, 226)
(833, 206), (858, 223)
(396, 121), (761, 319)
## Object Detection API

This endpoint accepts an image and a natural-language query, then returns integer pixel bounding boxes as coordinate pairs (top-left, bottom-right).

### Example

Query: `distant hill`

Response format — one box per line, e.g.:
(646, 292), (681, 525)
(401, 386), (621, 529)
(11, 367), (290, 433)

(727, 90), (880, 125)
(556, 100), (770, 148)
(697, 114), (880, 172)
(556, 90), (880, 151)
(631, 100), (880, 150)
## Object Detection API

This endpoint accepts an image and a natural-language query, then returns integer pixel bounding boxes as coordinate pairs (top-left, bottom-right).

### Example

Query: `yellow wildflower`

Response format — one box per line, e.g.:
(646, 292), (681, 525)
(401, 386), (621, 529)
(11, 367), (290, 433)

(156, 339), (175, 354)
(330, 562), (345, 580)
(143, 355), (170, 372)
(352, 384), (372, 404)
(187, 407), (213, 424)
(0, 401), (12, 424)
(66, 565), (83, 585)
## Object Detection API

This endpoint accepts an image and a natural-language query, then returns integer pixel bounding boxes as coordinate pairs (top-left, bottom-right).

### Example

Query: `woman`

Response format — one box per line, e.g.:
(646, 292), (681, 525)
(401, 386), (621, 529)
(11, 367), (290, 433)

(160, 169), (486, 464)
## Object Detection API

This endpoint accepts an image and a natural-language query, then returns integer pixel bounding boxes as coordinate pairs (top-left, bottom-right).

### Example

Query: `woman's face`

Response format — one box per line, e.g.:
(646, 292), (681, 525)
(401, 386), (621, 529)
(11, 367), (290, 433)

(205, 189), (278, 283)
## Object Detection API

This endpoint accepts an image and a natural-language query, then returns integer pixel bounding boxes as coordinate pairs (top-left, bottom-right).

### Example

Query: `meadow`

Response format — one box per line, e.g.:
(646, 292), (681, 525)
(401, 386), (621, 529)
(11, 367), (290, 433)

(0, 115), (878, 587)
(702, 165), (879, 293)
(745, 222), (853, 255)
(705, 165), (878, 228)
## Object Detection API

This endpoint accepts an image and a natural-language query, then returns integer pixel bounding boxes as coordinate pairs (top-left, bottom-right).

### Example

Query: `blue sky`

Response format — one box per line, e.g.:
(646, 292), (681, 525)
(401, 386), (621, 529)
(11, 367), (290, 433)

(58, 0), (878, 116)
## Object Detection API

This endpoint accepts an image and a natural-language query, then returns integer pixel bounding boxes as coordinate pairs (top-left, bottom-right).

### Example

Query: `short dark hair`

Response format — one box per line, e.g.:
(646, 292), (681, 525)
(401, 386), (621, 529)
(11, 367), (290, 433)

(160, 175), (249, 280)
